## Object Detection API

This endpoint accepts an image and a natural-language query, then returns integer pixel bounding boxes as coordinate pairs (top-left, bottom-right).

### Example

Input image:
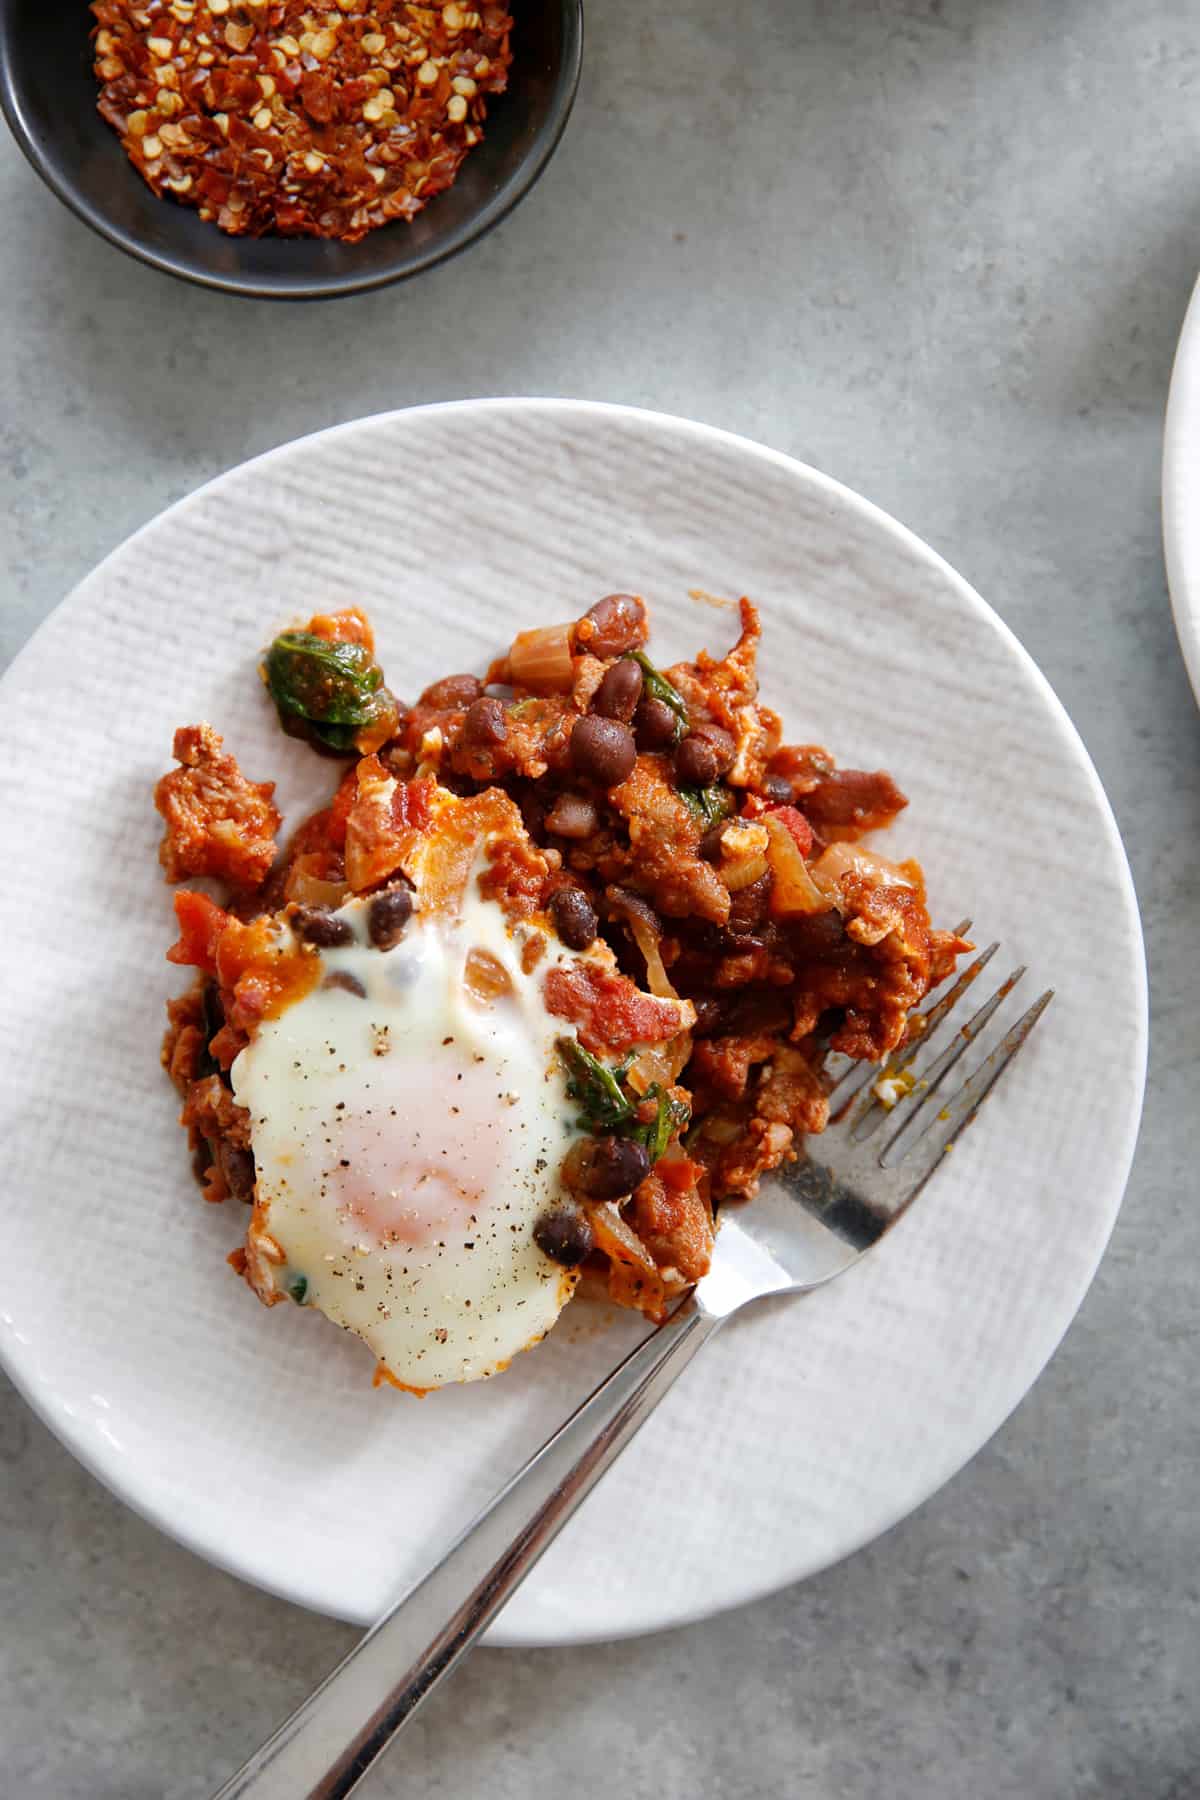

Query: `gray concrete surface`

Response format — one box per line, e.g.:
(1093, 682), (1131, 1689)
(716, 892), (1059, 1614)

(3, 1), (1199, 1795)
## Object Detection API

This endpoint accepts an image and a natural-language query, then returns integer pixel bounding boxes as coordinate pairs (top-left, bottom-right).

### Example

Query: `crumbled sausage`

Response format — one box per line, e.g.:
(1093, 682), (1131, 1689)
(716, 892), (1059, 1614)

(155, 723), (280, 891)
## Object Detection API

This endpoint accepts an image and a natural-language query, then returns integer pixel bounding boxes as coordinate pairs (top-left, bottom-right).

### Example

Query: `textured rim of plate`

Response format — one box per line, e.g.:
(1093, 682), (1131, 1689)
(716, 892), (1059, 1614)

(0, 400), (1148, 1646)
(1163, 275), (1200, 703)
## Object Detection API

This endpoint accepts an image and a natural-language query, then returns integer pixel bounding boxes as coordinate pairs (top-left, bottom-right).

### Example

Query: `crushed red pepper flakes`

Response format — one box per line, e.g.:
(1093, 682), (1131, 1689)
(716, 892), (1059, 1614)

(90, 1), (513, 242)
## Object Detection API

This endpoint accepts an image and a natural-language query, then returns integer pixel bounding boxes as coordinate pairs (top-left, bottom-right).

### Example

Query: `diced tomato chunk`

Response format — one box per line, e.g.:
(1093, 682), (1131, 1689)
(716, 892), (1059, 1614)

(390, 775), (433, 833)
(167, 892), (318, 1042)
(214, 914), (319, 1033)
(765, 803), (814, 859)
(658, 1154), (704, 1194)
(167, 890), (232, 975)
(344, 756), (434, 892)
(327, 767), (359, 850)
(544, 962), (686, 1054)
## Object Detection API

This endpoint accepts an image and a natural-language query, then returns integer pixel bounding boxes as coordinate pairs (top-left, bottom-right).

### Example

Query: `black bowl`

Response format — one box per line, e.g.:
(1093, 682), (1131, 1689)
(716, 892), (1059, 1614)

(0, 1), (582, 299)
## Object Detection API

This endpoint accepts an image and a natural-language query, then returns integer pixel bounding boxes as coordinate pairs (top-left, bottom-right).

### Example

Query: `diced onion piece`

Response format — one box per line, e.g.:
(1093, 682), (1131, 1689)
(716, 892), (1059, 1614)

(810, 840), (917, 895)
(463, 946), (513, 1006)
(585, 1201), (658, 1272)
(622, 903), (678, 1000)
(414, 789), (521, 917)
(507, 623), (575, 693)
(763, 814), (833, 916)
(626, 1032), (692, 1097)
(695, 1112), (743, 1146)
(584, 1201), (667, 1320)
(716, 819), (770, 892)
(722, 851), (769, 892)
(283, 858), (350, 910)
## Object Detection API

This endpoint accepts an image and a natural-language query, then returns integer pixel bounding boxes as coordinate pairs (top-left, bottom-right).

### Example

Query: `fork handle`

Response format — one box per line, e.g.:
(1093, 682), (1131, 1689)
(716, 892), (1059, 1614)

(211, 1299), (723, 1800)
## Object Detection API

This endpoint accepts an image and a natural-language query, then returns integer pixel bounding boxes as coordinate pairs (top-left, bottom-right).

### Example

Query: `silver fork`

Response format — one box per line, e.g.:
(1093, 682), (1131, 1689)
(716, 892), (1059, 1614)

(213, 935), (1052, 1800)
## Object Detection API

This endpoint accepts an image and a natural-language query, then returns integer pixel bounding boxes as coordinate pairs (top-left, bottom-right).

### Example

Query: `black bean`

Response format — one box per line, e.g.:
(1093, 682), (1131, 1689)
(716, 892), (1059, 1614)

(691, 722), (736, 774)
(591, 657), (644, 723)
(727, 871), (773, 934)
(785, 910), (849, 955)
(761, 772), (793, 805)
(567, 1134), (652, 1200)
(691, 996), (725, 1037)
(634, 696), (680, 751)
(461, 696), (508, 747)
(716, 931), (766, 960)
(674, 734), (722, 786)
(292, 906), (355, 949)
(569, 715), (637, 786)
(581, 594), (646, 658)
(533, 1204), (595, 1269)
(219, 1141), (256, 1203)
(698, 823), (728, 862)
(518, 787), (546, 838)
(544, 792), (599, 840)
(419, 673), (483, 709)
(549, 885), (598, 950)
(323, 970), (366, 997)
(368, 883), (414, 950)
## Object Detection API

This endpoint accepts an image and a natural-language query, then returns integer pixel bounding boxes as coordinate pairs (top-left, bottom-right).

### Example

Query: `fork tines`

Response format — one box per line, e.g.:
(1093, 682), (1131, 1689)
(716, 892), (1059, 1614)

(822, 923), (1054, 1194)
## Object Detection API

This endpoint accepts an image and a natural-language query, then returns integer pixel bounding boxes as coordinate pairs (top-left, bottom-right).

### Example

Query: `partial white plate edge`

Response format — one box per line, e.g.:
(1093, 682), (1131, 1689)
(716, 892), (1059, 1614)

(0, 400), (1150, 1648)
(1163, 275), (1200, 706)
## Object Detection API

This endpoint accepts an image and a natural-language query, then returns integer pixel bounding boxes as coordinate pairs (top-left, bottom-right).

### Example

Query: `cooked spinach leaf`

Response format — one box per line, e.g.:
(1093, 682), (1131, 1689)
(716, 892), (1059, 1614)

(630, 651), (689, 741)
(627, 1085), (692, 1163)
(679, 784), (733, 828)
(558, 1039), (635, 1130)
(264, 630), (395, 754)
(558, 1042), (690, 1163)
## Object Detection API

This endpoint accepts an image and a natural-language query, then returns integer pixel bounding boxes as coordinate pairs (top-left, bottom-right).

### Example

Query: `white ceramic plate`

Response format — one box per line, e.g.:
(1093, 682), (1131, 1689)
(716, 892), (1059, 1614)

(1164, 275), (1200, 702)
(0, 401), (1146, 1647)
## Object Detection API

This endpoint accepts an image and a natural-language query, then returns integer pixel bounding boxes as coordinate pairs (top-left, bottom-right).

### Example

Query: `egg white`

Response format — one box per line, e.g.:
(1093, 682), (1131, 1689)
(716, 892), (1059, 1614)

(232, 882), (580, 1389)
